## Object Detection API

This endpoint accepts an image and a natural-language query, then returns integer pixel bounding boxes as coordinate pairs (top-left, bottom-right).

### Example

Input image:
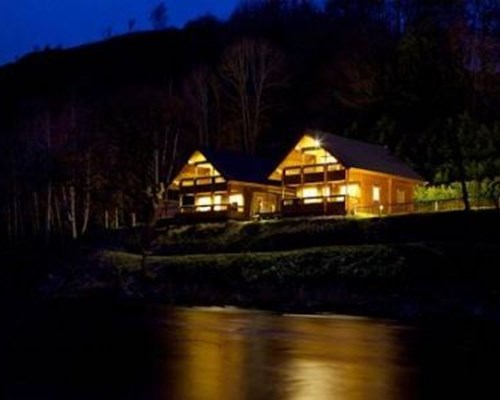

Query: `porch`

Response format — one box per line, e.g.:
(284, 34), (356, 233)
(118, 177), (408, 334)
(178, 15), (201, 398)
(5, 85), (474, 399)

(176, 203), (246, 222)
(179, 176), (227, 194)
(283, 163), (346, 186)
(281, 195), (347, 217)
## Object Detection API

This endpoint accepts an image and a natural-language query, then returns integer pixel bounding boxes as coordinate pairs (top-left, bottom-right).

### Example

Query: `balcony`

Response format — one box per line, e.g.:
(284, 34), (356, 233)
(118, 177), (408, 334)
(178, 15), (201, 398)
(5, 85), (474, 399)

(179, 176), (227, 194)
(283, 164), (346, 186)
(177, 203), (245, 221)
(281, 195), (347, 217)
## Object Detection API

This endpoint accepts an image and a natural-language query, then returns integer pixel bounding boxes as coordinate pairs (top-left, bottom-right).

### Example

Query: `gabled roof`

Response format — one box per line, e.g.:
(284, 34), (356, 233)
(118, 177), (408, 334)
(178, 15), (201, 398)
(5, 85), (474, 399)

(311, 131), (424, 181)
(201, 148), (278, 184)
(176, 148), (279, 186)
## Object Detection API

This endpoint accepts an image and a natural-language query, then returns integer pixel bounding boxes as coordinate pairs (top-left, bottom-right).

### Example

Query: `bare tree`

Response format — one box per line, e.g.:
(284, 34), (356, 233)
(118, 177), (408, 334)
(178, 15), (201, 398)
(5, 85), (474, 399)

(150, 2), (168, 30)
(128, 18), (136, 32)
(183, 66), (219, 147)
(220, 38), (286, 154)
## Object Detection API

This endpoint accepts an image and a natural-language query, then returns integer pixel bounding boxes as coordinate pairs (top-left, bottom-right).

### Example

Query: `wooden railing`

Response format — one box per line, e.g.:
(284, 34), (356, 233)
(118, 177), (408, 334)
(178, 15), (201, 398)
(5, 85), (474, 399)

(282, 195), (347, 216)
(180, 203), (244, 214)
(353, 197), (498, 216)
(283, 163), (346, 185)
(179, 176), (227, 193)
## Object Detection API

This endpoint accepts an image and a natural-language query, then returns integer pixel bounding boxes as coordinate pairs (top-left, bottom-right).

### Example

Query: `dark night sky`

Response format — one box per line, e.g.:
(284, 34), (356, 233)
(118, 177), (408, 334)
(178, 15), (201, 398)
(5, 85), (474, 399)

(0, 0), (240, 66)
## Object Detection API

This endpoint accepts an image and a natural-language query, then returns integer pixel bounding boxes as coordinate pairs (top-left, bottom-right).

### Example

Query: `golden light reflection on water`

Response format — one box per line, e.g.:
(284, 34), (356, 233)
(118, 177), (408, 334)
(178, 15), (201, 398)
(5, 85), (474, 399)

(156, 308), (415, 400)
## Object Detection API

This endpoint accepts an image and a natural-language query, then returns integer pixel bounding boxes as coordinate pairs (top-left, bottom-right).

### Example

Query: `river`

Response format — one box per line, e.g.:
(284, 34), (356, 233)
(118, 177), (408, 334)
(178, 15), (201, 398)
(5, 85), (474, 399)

(3, 301), (499, 399)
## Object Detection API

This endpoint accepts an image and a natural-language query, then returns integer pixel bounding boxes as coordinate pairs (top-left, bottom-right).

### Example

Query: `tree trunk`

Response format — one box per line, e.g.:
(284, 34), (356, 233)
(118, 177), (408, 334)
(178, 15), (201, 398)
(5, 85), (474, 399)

(45, 182), (52, 245)
(53, 189), (62, 235)
(80, 153), (91, 236)
(451, 130), (470, 211)
(33, 191), (40, 235)
(6, 202), (12, 244)
(69, 185), (78, 239)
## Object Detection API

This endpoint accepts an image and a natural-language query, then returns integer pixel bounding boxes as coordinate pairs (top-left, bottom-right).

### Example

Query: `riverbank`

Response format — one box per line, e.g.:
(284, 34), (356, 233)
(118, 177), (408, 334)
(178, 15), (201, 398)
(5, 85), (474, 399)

(25, 209), (498, 321)
(43, 238), (500, 322)
(93, 209), (499, 255)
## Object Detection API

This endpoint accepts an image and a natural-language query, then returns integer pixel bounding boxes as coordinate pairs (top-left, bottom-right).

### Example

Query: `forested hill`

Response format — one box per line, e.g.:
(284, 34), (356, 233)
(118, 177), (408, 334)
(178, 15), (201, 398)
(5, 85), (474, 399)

(0, 1), (499, 241)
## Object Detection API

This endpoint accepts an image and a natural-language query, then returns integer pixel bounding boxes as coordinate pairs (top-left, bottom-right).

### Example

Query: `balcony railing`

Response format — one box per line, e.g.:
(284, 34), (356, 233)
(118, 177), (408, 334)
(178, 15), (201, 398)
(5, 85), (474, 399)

(283, 163), (346, 185)
(179, 176), (227, 193)
(180, 203), (244, 214)
(353, 197), (498, 216)
(281, 195), (347, 216)
(177, 203), (245, 221)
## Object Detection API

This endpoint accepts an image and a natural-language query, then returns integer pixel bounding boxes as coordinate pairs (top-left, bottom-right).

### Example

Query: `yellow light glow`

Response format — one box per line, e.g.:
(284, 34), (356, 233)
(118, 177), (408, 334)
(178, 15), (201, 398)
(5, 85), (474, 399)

(373, 186), (381, 202)
(213, 195), (223, 211)
(339, 184), (360, 198)
(229, 193), (244, 209)
(302, 187), (320, 198)
(313, 138), (322, 148)
(195, 195), (212, 212)
(321, 154), (337, 164)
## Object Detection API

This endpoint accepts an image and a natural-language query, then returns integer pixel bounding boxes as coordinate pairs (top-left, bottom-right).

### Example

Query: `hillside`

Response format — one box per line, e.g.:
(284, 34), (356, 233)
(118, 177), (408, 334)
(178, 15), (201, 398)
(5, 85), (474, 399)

(1, 1), (499, 246)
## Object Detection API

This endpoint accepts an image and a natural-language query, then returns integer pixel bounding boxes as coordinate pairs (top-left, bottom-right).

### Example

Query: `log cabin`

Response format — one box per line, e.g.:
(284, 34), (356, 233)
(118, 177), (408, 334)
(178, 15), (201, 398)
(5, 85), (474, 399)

(268, 132), (425, 217)
(169, 149), (284, 221)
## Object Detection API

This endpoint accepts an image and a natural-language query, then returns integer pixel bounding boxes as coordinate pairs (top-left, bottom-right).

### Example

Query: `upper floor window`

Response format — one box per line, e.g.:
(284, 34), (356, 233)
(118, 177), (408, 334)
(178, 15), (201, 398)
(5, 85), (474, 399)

(372, 186), (381, 202)
(396, 189), (406, 204)
(339, 183), (360, 198)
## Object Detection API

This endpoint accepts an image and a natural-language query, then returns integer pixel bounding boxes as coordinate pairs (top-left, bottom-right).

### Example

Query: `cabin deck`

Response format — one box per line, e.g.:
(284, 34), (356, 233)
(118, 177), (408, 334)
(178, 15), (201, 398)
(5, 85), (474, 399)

(281, 195), (347, 217)
(176, 204), (246, 221)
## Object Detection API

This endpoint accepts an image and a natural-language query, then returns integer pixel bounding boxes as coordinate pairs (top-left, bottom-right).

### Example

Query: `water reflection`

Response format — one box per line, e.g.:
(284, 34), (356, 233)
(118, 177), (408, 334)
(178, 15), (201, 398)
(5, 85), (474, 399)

(156, 309), (415, 400)
(5, 303), (499, 399)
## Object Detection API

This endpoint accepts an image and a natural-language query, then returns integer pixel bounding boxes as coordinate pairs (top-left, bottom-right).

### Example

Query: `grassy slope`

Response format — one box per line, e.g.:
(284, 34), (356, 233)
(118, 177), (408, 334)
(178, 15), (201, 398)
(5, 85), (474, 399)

(42, 210), (500, 319)
(46, 235), (500, 319)
(92, 210), (500, 256)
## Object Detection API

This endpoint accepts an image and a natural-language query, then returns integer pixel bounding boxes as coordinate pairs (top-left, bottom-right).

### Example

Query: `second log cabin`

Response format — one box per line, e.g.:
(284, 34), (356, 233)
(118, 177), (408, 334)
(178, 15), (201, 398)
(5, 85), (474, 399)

(169, 148), (283, 221)
(268, 132), (424, 216)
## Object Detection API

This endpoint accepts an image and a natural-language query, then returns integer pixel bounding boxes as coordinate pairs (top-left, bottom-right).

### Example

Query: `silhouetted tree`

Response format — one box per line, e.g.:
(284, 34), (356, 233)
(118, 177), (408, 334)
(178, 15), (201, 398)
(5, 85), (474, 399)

(220, 39), (286, 153)
(128, 19), (136, 32)
(150, 2), (168, 30)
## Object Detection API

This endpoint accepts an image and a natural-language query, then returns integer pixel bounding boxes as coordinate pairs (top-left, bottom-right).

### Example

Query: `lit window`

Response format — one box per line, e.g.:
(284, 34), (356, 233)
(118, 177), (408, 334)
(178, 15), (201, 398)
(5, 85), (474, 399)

(302, 187), (321, 204)
(285, 167), (301, 176)
(373, 186), (381, 202)
(229, 193), (244, 210)
(322, 185), (331, 197)
(320, 154), (337, 164)
(195, 195), (212, 212)
(339, 184), (360, 198)
(396, 189), (405, 204)
(302, 187), (320, 198)
(213, 195), (223, 211)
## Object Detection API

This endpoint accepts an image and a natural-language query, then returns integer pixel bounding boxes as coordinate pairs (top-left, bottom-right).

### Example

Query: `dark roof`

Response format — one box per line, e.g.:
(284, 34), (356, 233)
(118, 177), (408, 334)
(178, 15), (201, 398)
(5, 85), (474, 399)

(200, 148), (279, 185)
(313, 131), (424, 181)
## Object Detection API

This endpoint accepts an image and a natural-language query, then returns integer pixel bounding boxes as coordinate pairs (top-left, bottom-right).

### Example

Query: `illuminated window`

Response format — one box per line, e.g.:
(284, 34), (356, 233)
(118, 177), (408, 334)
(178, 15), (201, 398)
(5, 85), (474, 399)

(301, 186), (320, 198)
(373, 186), (381, 202)
(213, 195), (223, 211)
(180, 179), (194, 187)
(229, 193), (244, 210)
(322, 185), (331, 197)
(285, 167), (301, 176)
(396, 189), (405, 204)
(339, 184), (360, 198)
(320, 154), (337, 164)
(195, 195), (212, 212)
(301, 187), (321, 204)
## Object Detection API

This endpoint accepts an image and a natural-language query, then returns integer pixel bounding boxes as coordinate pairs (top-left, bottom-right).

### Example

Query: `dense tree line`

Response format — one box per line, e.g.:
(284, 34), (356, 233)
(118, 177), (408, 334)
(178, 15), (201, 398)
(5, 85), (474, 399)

(0, 0), (499, 244)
